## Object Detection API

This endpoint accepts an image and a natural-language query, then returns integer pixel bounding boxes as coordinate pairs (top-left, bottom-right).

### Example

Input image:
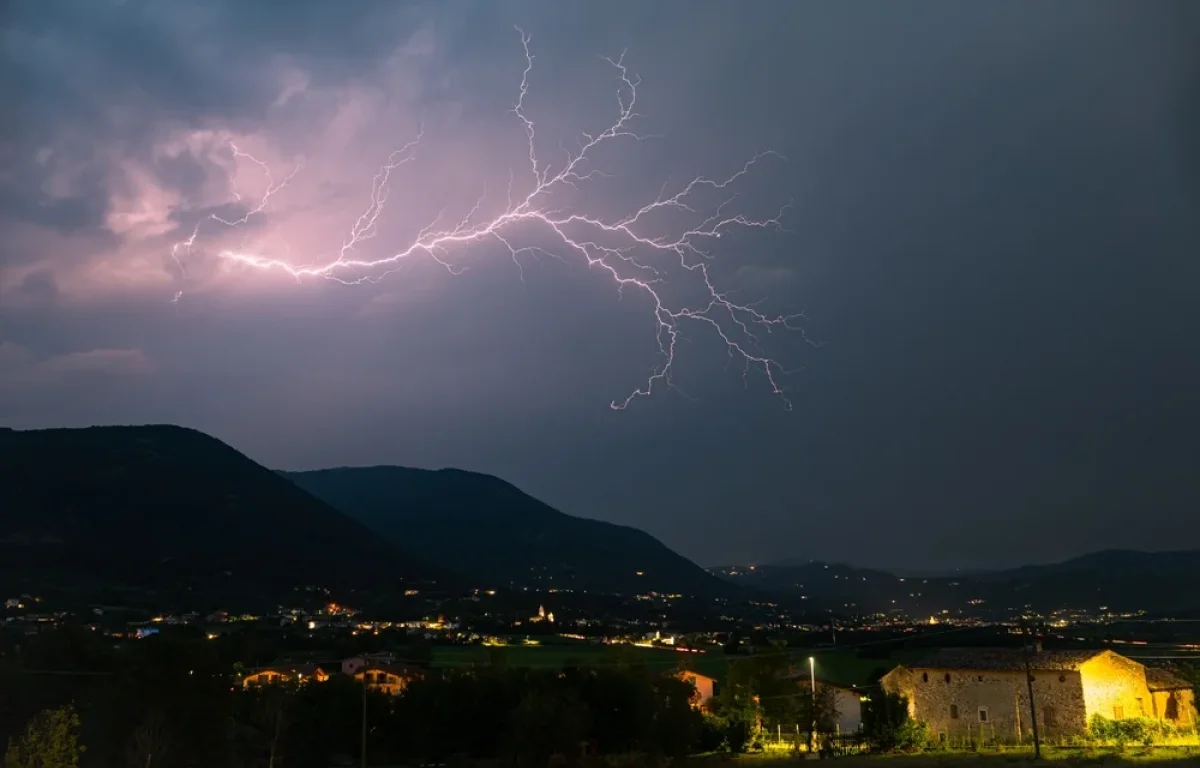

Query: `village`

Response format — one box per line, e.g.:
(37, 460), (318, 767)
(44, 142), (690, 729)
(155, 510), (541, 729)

(233, 639), (1197, 753)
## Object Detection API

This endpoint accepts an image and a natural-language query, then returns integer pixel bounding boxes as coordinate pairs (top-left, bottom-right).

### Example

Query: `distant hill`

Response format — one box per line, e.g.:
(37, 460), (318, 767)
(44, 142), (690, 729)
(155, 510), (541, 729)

(285, 466), (738, 599)
(0, 426), (441, 598)
(711, 550), (1200, 617)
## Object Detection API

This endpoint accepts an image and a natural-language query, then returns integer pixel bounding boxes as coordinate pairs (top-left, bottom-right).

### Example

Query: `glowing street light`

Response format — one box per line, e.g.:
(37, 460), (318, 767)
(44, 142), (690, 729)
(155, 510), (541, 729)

(808, 656), (817, 752)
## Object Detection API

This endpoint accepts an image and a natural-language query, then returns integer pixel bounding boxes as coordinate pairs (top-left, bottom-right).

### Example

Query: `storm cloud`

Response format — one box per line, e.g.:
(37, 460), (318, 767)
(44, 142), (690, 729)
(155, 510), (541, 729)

(2, 0), (1197, 570)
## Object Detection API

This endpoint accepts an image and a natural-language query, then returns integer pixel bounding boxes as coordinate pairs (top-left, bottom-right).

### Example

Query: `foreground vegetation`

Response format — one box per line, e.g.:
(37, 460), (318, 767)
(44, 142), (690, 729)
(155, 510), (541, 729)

(0, 629), (827, 767)
(4, 628), (1195, 768)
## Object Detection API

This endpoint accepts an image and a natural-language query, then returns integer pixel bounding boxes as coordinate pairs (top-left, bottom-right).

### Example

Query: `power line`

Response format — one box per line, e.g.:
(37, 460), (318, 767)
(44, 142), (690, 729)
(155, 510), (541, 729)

(0, 669), (113, 676)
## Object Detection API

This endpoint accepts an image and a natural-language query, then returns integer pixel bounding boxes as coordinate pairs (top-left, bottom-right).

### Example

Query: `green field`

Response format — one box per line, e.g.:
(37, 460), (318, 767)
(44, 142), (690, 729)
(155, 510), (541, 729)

(428, 642), (912, 686)
(714, 747), (1200, 767)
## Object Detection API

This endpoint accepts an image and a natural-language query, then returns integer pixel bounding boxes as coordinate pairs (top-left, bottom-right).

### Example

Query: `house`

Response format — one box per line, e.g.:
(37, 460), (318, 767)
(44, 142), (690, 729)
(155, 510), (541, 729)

(793, 678), (863, 735)
(352, 663), (421, 696)
(676, 670), (717, 708)
(342, 652), (398, 676)
(881, 647), (1196, 744)
(242, 664), (330, 689)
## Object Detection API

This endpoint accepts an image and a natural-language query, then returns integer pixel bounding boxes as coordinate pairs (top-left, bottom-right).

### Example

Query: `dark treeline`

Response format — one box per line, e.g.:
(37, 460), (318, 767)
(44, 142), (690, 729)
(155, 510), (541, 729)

(0, 629), (718, 767)
(0, 626), (952, 766)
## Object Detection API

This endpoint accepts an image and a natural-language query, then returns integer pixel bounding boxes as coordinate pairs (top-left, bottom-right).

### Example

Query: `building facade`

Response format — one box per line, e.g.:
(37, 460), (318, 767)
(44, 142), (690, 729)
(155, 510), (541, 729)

(820, 682), (864, 735)
(341, 652), (397, 676)
(881, 648), (1195, 744)
(242, 664), (330, 688)
(353, 663), (421, 696)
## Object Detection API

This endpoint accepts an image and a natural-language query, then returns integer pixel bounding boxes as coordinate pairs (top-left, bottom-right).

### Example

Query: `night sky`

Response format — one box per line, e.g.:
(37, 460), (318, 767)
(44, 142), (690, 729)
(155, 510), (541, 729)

(2, 1), (1198, 572)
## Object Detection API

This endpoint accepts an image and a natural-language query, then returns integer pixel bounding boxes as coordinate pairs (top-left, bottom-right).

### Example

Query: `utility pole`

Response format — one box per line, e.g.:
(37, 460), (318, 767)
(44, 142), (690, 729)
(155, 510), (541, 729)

(361, 667), (368, 768)
(1022, 622), (1042, 760)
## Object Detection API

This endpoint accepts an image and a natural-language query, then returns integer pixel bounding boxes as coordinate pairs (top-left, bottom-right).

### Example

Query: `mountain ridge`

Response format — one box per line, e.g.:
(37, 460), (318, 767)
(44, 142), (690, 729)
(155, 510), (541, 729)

(0, 425), (444, 598)
(710, 549), (1200, 616)
(285, 465), (740, 599)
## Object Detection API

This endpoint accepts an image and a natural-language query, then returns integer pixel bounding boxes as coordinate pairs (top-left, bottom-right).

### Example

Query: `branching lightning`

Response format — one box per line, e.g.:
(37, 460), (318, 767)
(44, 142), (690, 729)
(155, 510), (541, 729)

(173, 29), (810, 410)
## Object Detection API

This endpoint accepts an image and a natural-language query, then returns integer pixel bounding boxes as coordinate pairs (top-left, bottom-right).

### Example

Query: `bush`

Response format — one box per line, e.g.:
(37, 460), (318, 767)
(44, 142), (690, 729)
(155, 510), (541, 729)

(695, 714), (726, 753)
(1088, 714), (1186, 747)
(722, 718), (751, 754)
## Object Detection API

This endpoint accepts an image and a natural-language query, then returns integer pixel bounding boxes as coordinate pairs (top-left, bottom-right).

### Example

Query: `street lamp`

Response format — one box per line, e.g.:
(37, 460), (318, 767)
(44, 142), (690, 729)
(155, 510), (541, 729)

(808, 656), (817, 752)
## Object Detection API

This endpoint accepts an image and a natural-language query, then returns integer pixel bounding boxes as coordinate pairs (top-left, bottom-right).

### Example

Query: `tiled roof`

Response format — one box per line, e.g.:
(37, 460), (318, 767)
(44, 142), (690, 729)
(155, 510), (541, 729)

(783, 672), (859, 691)
(909, 648), (1104, 672)
(1145, 667), (1194, 692)
(249, 663), (326, 677)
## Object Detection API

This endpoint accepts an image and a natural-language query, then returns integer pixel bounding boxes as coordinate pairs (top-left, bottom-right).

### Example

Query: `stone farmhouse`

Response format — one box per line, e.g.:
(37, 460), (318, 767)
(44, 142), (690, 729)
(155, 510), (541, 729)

(882, 647), (1196, 744)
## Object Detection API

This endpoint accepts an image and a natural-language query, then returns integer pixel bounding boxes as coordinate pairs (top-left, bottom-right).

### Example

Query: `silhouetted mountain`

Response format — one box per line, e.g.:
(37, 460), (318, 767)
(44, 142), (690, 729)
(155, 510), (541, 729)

(285, 466), (738, 599)
(710, 550), (1200, 617)
(0, 426), (441, 597)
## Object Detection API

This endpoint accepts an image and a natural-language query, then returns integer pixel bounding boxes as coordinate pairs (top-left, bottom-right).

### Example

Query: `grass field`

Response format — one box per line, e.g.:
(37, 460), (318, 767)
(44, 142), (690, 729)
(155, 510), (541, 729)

(704, 746), (1200, 767)
(427, 642), (916, 686)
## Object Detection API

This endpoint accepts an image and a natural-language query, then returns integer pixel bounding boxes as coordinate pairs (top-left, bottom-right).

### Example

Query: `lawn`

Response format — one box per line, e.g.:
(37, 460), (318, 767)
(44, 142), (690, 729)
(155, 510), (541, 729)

(708, 746), (1200, 767)
(427, 642), (912, 686)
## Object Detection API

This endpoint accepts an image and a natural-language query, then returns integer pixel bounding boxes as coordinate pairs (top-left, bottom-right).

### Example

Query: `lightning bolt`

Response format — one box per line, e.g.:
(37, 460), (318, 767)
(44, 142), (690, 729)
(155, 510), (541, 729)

(174, 28), (812, 410)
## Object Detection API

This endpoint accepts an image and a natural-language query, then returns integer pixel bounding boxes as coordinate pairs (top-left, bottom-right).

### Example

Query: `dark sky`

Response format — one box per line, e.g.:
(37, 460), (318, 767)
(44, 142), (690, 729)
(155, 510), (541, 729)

(2, 1), (1198, 572)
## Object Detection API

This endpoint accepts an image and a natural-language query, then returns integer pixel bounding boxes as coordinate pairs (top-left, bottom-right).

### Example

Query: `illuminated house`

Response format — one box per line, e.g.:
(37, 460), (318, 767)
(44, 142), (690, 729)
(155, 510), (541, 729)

(242, 664), (330, 689)
(676, 670), (717, 708)
(342, 652), (397, 676)
(352, 663), (422, 696)
(882, 648), (1196, 743)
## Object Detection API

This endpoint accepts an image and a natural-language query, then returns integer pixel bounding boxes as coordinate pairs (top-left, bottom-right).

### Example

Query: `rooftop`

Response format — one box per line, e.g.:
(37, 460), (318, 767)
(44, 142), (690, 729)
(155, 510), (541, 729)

(252, 663), (328, 677)
(908, 648), (1104, 672)
(360, 663), (422, 678)
(1145, 667), (1194, 692)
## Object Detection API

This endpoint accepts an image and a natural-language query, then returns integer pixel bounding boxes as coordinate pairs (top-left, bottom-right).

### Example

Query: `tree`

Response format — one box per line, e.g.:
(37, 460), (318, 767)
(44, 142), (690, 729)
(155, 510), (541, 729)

(861, 691), (926, 752)
(711, 662), (759, 748)
(252, 687), (291, 768)
(5, 705), (86, 768)
(125, 712), (170, 768)
(798, 685), (839, 749)
(510, 686), (591, 766)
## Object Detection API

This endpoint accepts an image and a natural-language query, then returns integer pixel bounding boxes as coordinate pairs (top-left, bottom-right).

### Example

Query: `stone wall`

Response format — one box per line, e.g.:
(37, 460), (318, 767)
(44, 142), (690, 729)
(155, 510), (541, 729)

(882, 651), (1196, 746)
(883, 666), (1090, 744)
(1025, 669), (1090, 741)
(1151, 688), (1197, 728)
